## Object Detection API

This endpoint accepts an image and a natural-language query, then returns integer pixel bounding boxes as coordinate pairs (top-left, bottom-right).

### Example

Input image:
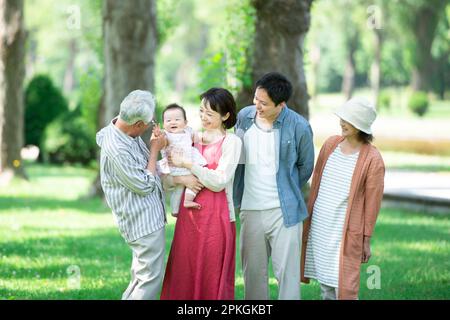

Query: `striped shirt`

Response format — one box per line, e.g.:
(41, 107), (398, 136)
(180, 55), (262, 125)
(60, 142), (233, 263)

(96, 119), (166, 242)
(304, 145), (359, 287)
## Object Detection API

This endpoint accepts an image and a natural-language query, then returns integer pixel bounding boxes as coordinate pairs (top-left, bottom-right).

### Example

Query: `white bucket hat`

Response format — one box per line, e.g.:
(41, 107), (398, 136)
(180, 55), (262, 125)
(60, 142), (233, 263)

(334, 97), (377, 134)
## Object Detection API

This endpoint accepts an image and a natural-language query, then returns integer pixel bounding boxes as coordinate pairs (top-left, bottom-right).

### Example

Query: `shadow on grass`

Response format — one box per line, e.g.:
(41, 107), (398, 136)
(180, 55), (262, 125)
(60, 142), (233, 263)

(0, 196), (109, 214)
(1, 206), (448, 299)
(356, 211), (450, 299)
(1, 228), (128, 265)
(26, 163), (95, 179)
(1, 224), (175, 259)
(0, 289), (114, 300)
(374, 222), (449, 242)
(1, 223), (177, 299)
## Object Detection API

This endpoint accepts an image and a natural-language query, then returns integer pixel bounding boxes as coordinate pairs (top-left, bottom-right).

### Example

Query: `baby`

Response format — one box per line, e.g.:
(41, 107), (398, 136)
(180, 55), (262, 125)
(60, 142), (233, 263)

(157, 103), (207, 217)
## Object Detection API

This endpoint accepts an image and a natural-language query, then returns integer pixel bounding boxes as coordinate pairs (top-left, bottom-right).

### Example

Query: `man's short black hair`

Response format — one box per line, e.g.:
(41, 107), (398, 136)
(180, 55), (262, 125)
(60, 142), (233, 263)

(162, 103), (187, 121)
(255, 72), (293, 106)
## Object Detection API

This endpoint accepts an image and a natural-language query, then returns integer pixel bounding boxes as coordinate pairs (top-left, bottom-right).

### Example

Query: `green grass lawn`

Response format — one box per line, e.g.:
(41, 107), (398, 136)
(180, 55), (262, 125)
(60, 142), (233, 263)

(0, 164), (449, 300)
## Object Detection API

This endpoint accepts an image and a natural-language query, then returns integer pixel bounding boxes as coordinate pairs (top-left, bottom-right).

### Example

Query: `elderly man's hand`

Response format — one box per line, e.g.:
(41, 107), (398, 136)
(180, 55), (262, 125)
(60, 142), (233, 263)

(150, 125), (167, 152)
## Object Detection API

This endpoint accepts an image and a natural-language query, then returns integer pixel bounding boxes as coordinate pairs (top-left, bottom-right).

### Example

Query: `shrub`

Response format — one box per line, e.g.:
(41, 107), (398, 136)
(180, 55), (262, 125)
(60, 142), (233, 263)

(41, 105), (97, 165)
(408, 91), (429, 117)
(24, 75), (69, 148)
(379, 91), (391, 110)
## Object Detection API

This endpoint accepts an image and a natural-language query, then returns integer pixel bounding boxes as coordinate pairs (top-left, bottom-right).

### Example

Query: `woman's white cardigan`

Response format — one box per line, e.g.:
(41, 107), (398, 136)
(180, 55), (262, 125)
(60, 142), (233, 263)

(189, 133), (242, 221)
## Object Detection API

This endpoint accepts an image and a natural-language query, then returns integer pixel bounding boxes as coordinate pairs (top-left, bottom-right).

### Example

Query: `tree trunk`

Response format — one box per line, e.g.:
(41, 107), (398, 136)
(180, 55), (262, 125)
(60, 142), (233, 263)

(86, 93), (104, 198)
(309, 42), (320, 109)
(102, 0), (157, 126)
(341, 30), (358, 100)
(25, 31), (37, 79)
(63, 38), (77, 93)
(0, 0), (26, 182)
(370, 28), (382, 109)
(89, 0), (157, 198)
(238, 0), (313, 119)
(410, 2), (445, 92)
(436, 53), (449, 100)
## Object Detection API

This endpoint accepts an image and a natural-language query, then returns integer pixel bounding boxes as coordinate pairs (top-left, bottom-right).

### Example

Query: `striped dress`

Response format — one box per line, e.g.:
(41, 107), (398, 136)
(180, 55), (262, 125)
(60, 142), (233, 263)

(304, 145), (359, 288)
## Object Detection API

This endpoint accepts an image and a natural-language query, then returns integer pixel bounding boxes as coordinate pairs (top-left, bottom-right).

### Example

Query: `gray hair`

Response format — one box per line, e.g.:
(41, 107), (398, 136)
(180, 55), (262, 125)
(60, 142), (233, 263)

(119, 90), (156, 125)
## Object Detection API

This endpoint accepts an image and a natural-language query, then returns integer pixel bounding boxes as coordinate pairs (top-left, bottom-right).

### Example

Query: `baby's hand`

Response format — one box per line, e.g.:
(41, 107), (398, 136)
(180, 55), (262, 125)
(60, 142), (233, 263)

(150, 124), (167, 151)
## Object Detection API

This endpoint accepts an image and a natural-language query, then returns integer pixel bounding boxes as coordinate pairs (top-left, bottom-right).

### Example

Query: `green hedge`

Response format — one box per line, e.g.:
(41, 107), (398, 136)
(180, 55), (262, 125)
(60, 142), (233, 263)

(41, 106), (97, 165)
(408, 91), (429, 117)
(25, 75), (69, 149)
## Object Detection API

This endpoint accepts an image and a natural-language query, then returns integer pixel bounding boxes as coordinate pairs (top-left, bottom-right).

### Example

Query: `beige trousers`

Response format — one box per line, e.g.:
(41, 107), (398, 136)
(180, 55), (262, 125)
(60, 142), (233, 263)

(239, 208), (302, 300)
(320, 283), (338, 300)
(122, 227), (165, 300)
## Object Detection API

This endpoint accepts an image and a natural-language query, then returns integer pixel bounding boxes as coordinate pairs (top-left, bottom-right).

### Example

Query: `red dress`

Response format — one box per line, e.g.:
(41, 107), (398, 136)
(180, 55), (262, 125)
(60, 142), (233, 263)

(160, 137), (236, 300)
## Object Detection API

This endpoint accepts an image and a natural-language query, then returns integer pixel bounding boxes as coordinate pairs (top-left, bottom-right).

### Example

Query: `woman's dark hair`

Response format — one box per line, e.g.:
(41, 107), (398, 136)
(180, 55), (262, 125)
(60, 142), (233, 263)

(358, 131), (373, 144)
(162, 103), (187, 121)
(255, 72), (293, 106)
(200, 88), (237, 129)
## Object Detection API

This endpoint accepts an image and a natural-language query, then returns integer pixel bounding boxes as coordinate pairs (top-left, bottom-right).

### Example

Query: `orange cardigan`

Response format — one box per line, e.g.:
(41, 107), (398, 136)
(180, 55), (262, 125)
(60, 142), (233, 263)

(301, 135), (385, 299)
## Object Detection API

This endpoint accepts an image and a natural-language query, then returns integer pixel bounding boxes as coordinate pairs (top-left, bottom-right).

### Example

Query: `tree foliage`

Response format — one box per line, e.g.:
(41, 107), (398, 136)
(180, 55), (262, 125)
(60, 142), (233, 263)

(24, 75), (68, 148)
(42, 105), (96, 165)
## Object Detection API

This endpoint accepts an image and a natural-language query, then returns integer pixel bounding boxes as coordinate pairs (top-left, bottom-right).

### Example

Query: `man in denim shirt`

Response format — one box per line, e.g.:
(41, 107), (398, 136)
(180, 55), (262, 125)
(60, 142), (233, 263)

(233, 72), (314, 300)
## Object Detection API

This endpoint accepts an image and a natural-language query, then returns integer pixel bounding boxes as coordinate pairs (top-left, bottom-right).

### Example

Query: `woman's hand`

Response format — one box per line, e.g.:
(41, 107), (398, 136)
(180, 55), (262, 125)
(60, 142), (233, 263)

(362, 236), (371, 263)
(173, 175), (204, 193)
(168, 147), (192, 169)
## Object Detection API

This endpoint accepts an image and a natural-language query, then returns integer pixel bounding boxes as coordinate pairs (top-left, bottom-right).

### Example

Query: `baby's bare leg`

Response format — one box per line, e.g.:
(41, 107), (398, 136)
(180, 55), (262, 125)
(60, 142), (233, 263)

(184, 188), (201, 209)
(170, 185), (185, 218)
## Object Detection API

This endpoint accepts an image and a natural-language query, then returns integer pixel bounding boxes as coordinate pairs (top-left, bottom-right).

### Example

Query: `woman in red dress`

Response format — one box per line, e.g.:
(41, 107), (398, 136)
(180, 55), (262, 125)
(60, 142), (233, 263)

(160, 88), (242, 299)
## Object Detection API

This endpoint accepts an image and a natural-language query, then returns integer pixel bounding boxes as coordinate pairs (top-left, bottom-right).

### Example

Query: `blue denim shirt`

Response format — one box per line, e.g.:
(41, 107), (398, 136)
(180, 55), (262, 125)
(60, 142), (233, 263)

(233, 105), (315, 227)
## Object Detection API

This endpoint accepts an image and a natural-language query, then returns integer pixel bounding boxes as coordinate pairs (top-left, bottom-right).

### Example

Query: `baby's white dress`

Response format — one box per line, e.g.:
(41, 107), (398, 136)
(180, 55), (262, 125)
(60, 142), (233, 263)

(157, 127), (207, 213)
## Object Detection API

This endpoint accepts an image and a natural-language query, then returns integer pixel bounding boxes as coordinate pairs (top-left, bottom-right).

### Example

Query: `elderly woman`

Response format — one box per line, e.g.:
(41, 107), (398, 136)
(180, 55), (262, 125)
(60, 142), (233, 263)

(301, 97), (385, 300)
(160, 88), (242, 299)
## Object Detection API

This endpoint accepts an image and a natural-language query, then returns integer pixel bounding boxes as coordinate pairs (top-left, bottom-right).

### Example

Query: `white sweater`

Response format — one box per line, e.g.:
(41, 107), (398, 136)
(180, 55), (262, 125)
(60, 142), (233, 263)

(189, 133), (242, 221)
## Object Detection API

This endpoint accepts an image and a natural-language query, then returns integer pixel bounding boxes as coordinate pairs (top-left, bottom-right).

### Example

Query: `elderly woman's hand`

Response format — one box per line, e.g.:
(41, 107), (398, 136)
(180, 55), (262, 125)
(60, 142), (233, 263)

(362, 236), (371, 263)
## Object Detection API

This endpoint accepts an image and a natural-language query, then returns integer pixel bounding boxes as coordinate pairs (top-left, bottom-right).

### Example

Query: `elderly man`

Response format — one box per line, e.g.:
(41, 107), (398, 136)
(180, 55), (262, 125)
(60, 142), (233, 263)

(96, 90), (168, 300)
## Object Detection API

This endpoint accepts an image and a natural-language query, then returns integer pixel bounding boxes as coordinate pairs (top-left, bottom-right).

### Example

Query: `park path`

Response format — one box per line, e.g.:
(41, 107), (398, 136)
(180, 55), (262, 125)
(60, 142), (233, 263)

(382, 170), (450, 214)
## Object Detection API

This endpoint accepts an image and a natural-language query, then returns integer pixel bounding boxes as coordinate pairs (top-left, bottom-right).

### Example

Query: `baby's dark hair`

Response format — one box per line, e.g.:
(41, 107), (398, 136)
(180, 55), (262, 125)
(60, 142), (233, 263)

(162, 103), (187, 121)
